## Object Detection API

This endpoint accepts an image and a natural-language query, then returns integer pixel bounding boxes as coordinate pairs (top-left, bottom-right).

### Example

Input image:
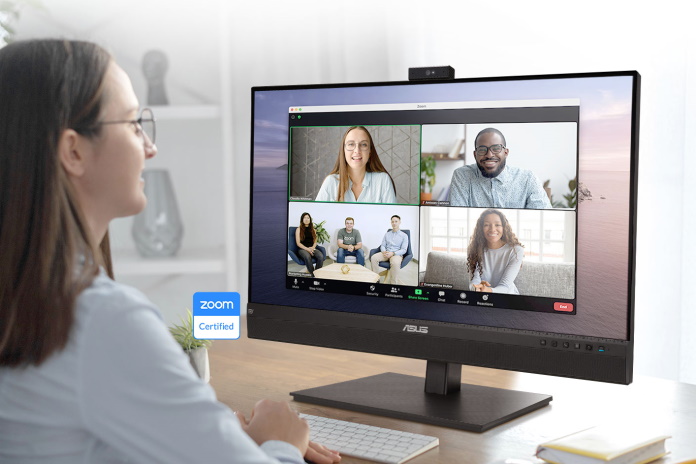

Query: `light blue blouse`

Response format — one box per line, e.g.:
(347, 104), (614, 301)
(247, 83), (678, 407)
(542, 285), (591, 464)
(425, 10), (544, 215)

(0, 270), (304, 464)
(315, 171), (396, 203)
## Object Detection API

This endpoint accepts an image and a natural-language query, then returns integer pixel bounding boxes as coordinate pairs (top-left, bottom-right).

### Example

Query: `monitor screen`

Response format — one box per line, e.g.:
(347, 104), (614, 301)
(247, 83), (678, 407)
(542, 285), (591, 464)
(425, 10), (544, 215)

(248, 71), (639, 431)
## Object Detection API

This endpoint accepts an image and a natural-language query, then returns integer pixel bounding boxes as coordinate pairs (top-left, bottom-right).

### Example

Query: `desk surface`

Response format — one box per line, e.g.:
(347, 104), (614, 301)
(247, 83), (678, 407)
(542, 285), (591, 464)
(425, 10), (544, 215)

(209, 335), (696, 464)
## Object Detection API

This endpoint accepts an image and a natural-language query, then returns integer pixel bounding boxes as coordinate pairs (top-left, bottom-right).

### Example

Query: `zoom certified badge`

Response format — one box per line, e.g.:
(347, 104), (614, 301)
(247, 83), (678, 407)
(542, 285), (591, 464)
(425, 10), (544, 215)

(193, 292), (240, 340)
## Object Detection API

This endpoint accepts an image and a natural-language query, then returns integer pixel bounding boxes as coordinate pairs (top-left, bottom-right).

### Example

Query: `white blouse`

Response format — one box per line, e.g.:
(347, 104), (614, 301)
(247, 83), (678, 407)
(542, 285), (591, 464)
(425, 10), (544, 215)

(315, 171), (397, 203)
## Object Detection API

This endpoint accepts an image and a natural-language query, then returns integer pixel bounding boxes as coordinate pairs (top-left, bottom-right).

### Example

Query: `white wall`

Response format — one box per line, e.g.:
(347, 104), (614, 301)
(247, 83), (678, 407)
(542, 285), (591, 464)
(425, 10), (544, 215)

(11, 0), (694, 383)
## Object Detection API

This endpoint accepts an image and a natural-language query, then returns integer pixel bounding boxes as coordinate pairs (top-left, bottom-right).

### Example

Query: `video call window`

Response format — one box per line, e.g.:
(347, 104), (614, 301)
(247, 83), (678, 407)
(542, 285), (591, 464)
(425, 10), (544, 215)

(284, 99), (579, 315)
(421, 122), (578, 210)
(287, 202), (420, 287)
(419, 207), (576, 301)
(289, 125), (421, 205)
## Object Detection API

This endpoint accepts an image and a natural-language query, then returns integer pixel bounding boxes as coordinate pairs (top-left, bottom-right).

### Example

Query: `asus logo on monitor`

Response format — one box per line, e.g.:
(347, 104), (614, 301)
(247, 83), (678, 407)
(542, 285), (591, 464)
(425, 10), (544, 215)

(403, 325), (428, 334)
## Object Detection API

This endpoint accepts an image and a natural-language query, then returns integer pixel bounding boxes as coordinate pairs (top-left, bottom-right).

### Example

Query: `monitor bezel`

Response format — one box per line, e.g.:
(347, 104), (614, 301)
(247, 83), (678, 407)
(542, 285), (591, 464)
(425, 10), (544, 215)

(247, 70), (640, 385)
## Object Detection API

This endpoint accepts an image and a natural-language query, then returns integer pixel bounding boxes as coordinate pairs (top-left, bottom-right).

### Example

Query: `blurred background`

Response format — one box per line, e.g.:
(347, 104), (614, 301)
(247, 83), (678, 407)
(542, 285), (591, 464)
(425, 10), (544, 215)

(4, 0), (693, 384)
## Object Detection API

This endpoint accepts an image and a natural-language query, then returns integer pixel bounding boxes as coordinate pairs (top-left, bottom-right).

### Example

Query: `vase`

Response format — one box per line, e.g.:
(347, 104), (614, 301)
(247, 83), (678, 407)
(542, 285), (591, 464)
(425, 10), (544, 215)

(132, 169), (184, 257)
(187, 347), (210, 383)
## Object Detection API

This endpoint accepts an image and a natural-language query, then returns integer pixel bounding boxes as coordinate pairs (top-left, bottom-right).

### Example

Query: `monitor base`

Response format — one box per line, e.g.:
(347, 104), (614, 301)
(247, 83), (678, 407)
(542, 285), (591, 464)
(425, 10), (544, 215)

(291, 372), (552, 432)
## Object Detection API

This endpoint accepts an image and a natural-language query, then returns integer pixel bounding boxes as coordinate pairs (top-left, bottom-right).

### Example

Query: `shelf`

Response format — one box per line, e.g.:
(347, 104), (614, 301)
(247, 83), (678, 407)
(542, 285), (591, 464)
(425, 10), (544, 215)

(112, 247), (226, 276)
(149, 105), (221, 120)
(422, 152), (465, 161)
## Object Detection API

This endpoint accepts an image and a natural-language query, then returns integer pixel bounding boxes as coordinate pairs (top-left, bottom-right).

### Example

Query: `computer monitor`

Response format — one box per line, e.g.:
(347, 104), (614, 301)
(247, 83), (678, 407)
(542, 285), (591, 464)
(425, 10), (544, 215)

(247, 71), (640, 432)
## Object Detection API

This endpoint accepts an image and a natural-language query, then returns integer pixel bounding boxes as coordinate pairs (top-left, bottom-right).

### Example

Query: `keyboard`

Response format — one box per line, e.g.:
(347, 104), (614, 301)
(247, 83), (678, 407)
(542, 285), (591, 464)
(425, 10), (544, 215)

(300, 413), (439, 463)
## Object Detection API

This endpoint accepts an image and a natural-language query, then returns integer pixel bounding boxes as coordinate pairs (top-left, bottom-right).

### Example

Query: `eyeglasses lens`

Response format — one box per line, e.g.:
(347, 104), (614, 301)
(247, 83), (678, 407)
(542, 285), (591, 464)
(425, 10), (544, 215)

(476, 145), (503, 156)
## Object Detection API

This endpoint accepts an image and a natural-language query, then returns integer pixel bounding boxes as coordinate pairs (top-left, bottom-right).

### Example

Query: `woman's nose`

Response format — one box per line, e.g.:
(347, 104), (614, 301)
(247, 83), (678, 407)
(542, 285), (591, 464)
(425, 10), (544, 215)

(145, 143), (157, 159)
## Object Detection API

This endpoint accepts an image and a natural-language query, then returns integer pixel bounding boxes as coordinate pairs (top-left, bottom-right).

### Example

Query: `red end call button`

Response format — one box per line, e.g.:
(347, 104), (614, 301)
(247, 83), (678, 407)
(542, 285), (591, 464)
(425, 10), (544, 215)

(554, 302), (574, 312)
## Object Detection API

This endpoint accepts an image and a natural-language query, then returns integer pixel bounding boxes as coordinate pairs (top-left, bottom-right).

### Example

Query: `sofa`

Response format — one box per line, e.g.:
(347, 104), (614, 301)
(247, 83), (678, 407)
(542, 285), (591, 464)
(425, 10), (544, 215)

(420, 251), (575, 299)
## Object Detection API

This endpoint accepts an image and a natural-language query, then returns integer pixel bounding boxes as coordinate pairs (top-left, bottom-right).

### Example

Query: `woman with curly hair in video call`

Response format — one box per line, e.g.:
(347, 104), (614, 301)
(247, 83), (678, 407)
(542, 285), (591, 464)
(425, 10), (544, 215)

(467, 209), (525, 294)
(315, 126), (396, 203)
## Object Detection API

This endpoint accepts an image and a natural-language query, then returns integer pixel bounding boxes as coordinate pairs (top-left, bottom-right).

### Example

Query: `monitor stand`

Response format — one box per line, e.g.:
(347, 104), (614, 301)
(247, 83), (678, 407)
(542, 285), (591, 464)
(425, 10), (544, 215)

(290, 361), (552, 432)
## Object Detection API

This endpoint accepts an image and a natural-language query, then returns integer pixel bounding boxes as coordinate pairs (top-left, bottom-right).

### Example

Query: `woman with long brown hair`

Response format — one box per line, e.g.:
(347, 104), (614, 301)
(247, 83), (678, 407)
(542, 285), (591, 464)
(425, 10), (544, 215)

(315, 126), (396, 203)
(0, 39), (338, 464)
(294, 212), (324, 277)
(466, 209), (524, 294)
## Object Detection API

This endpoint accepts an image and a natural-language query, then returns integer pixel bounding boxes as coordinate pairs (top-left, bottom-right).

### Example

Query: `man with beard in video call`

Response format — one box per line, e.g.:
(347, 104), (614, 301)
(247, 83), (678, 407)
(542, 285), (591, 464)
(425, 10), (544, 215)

(448, 128), (551, 209)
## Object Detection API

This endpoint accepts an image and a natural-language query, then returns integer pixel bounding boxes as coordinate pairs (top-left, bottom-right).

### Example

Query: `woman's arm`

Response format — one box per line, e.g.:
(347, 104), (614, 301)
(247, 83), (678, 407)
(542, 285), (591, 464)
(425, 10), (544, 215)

(469, 265), (482, 291)
(79, 286), (308, 464)
(295, 228), (306, 251)
(490, 246), (524, 294)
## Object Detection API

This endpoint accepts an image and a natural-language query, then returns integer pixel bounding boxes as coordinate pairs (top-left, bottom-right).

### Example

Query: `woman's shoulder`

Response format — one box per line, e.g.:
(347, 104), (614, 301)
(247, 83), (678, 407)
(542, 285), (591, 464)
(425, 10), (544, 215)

(77, 270), (162, 325)
(316, 174), (339, 201)
(504, 243), (525, 259)
(370, 171), (391, 181)
(321, 173), (339, 184)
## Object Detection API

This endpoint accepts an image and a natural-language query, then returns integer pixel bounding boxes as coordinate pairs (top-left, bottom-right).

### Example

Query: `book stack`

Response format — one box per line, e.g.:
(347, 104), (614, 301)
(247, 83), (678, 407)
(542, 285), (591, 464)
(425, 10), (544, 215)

(535, 426), (670, 464)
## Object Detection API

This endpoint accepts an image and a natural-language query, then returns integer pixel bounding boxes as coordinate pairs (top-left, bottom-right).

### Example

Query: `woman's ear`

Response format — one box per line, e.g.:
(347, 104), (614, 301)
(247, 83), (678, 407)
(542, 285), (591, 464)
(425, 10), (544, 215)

(57, 129), (88, 178)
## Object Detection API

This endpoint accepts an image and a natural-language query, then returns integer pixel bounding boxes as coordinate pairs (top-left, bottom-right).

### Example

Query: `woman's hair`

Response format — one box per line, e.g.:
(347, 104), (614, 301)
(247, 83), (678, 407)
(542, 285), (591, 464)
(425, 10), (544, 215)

(328, 126), (396, 202)
(466, 209), (523, 278)
(298, 212), (316, 243)
(0, 40), (113, 367)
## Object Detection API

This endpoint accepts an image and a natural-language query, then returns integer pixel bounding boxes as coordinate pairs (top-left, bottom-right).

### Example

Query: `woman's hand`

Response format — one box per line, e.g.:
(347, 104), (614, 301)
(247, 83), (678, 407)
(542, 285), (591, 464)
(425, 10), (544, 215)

(235, 400), (309, 455)
(237, 405), (341, 463)
(472, 281), (493, 292)
(305, 440), (342, 463)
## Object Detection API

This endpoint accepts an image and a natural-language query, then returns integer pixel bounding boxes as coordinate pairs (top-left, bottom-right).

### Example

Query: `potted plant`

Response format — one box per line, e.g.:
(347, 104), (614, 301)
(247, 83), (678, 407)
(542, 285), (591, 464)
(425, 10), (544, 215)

(420, 155), (436, 202)
(169, 309), (212, 382)
(543, 177), (578, 208)
(314, 219), (330, 245)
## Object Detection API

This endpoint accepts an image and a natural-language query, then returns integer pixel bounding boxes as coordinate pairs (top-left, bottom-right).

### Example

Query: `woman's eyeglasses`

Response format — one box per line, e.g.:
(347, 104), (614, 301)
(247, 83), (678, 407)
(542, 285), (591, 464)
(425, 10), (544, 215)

(77, 108), (156, 146)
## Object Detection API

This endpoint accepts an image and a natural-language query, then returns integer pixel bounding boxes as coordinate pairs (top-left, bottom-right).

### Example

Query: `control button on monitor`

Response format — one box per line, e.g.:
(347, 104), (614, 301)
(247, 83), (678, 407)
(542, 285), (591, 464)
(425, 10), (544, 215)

(598, 346), (606, 352)
(586, 344), (593, 351)
(553, 302), (574, 312)
(551, 341), (558, 347)
(540, 339), (547, 346)
(574, 343), (581, 349)
(563, 342), (570, 348)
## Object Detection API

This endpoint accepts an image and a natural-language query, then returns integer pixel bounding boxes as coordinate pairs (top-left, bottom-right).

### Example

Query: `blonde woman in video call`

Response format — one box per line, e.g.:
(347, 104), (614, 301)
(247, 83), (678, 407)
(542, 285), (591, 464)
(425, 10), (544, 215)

(315, 126), (396, 203)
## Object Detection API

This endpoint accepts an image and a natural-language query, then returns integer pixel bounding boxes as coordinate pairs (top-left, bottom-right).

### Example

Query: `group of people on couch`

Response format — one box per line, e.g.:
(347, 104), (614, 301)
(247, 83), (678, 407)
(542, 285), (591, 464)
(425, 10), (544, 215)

(294, 213), (409, 284)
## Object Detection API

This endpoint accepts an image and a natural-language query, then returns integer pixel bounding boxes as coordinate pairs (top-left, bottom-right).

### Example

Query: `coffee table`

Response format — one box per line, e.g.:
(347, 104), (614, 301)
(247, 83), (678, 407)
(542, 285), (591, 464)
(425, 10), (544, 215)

(313, 263), (381, 283)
